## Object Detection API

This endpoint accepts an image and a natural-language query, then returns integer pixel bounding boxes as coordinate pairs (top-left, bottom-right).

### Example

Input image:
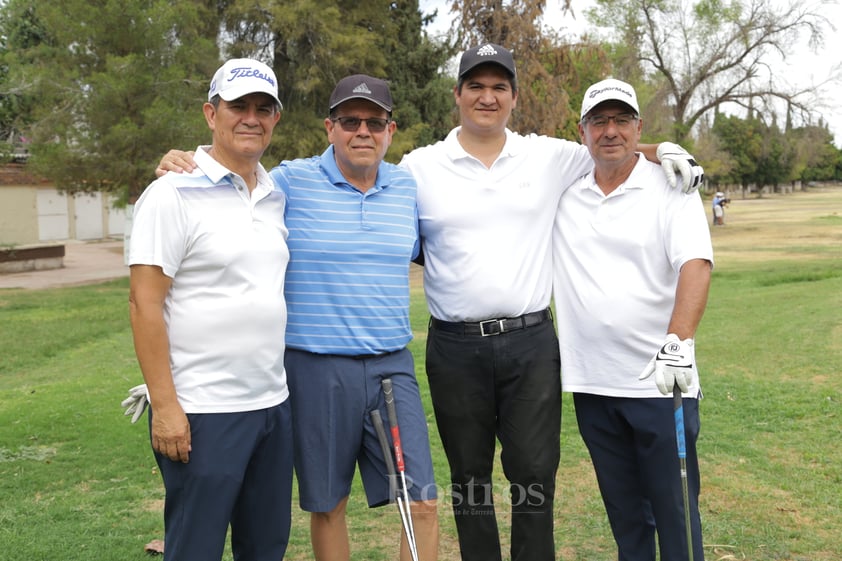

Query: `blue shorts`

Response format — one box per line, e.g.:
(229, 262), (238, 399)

(285, 347), (437, 512)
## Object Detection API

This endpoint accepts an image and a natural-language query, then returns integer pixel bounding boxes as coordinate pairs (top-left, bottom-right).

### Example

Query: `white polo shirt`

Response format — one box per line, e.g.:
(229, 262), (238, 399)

(552, 155), (713, 398)
(129, 147), (290, 413)
(400, 127), (593, 322)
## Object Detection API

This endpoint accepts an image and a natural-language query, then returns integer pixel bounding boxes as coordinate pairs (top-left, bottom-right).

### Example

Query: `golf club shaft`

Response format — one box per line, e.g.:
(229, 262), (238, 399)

(382, 378), (419, 561)
(371, 409), (398, 500)
(371, 409), (416, 560)
(673, 386), (694, 561)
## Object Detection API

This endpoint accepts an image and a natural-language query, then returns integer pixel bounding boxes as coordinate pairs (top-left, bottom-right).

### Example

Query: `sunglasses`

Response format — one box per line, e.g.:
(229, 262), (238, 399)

(331, 116), (391, 133)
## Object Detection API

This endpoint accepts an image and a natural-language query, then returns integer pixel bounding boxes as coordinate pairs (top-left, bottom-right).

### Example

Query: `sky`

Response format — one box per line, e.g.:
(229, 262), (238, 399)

(419, 0), (842, 146)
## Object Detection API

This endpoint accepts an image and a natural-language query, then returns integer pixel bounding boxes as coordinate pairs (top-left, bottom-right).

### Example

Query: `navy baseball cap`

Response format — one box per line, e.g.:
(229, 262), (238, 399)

(458, 43), (516, 78)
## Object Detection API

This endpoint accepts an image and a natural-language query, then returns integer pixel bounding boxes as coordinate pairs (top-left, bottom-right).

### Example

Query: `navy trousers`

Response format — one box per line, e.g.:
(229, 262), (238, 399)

(574, 393), (705, 561)
(152, 402), (293, 561)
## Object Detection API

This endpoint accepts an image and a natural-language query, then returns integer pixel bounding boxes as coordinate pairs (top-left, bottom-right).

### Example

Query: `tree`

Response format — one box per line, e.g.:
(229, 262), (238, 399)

(447, 0), (601, 137)
(220, 0), (453, 163)
(0, 0), (455, 204)
(0, 0), (43, 158)
(753, 115), (793, 191)
(382, 0), (457, 155)
(1, 0), (220, 202)
(588, 0), (835, 144)
(711, 111), (800, 194)
(790, 124), (839, 182)
(711, 113), (764, 190)
(691, 116), (737, 187)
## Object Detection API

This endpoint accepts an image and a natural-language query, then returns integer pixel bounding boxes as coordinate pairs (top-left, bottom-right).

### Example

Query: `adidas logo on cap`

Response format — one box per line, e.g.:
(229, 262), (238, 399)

(476, 44), (498, 57)
(458, 42), (516, 78)
(328, 74), (393, 112)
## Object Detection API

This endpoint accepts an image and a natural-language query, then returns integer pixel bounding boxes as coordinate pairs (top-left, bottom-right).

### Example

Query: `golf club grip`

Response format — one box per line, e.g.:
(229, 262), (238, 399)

(382, 378), (407, 473)
(370, 409), (397, 477)
(673, 386), (687, 459)
(673, 386), (695, 560)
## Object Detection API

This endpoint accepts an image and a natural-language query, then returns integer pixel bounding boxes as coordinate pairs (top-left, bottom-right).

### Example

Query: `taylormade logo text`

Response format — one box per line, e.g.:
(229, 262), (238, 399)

(588, 85), (633, 101)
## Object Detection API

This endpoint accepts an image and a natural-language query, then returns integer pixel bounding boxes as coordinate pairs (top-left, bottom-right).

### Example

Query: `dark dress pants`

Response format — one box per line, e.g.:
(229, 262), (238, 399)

(426, 319), (561, 561)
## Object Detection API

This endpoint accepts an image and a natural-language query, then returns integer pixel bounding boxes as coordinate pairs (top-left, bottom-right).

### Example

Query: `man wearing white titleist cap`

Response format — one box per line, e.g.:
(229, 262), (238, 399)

(128, 58), (292, 560)
(400, 45), (704, 561)
(553, 78), (711, 560)
(152, 73), (439, 561)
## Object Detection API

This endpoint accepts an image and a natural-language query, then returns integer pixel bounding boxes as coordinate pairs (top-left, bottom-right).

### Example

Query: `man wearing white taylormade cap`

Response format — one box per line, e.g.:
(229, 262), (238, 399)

(128, 58), (291, 561)
(553, 77), (711, 560)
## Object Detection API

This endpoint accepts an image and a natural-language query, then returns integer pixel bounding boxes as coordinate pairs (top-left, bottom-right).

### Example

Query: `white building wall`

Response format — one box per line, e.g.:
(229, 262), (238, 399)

(73, 192), (104, 240)
(37, 189), (70, 242)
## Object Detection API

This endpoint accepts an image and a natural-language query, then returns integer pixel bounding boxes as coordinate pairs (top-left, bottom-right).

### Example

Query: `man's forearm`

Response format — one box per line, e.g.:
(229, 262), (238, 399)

(668, 258), (712, 339)
(128, 266), (179, 408)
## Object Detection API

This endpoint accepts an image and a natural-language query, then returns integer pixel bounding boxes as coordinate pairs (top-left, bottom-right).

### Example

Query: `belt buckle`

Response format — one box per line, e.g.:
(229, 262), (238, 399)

(480, 319), (504, 336)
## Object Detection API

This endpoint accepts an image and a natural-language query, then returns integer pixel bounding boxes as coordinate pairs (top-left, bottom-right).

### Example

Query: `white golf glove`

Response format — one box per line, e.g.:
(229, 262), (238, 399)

(638, 334), (696, 395)
(656, 142), (705, 194)
(121, 383), (149, 424)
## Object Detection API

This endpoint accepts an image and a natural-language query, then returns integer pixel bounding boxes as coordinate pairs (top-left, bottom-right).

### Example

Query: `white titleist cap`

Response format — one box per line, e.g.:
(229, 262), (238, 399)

(580, 78), (639, 119)
(208, 58), (282, 109)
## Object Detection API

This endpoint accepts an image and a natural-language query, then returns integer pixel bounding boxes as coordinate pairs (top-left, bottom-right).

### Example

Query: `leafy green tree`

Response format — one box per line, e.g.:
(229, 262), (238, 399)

(0, 0), (43, 157)
(711, 112), (802, 194)
(692, 117), (736, 187)
(753, 116), (793, 191)
(1, 0), (454, 203)
(835, 148), (842, 181)
(711, 113), (763, 190)
(220, 0), (453, 163)
(1, 0), (219, 202)
(382, 0), (457, 156)
(789, 124), (839, 183)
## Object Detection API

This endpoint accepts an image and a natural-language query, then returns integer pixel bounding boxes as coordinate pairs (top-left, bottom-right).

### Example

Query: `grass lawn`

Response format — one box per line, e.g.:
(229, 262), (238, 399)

(1, 185), (841, 561)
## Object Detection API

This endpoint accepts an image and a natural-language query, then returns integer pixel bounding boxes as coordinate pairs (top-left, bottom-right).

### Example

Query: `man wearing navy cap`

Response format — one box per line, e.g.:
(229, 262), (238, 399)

(129, 58), (292, 561)
(272, 73), (439, 561)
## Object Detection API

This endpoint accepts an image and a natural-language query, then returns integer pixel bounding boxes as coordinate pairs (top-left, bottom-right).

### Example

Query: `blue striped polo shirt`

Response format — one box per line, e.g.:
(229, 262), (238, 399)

(269, 145), (420, 355)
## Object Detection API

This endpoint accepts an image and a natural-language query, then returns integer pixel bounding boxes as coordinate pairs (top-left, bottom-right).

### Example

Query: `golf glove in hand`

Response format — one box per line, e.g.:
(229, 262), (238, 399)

(121, 383), (149, 424)
(639, 334), (696, 395)
(657, 142), (705, 194)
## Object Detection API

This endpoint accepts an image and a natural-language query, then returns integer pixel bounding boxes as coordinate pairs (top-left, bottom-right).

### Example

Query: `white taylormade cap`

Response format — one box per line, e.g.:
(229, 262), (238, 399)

(208, 58), (282, 109)
(580, 78), (639, 119)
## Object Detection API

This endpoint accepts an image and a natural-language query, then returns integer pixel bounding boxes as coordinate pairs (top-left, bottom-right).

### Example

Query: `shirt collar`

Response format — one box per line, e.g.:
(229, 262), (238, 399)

(580, 152), (648, 196)
(319, 144), (391, 192)
(194, 145), (274, 192)
(443, 127), (521, 164)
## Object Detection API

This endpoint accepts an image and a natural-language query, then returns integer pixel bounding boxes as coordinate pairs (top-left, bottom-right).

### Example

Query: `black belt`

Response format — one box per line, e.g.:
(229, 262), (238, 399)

(350, 349), (400, 360)
(429, 308), (552, 337)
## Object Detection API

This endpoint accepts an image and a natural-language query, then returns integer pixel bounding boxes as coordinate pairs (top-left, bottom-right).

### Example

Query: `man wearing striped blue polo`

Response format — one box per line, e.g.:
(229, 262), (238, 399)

(268, 75), (438, 561)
